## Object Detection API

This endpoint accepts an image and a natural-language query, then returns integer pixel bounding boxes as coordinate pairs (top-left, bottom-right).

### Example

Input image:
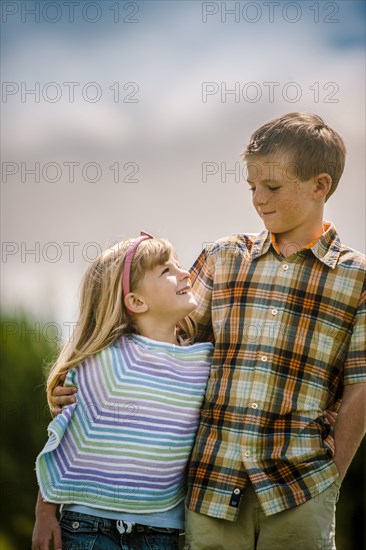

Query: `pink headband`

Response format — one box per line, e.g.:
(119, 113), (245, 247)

(122, 231), (154, 298)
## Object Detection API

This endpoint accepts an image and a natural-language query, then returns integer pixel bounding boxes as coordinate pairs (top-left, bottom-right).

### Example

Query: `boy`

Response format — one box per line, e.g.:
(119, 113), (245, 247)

(183, 113), (365, 549)
(53, 113), (365, 549)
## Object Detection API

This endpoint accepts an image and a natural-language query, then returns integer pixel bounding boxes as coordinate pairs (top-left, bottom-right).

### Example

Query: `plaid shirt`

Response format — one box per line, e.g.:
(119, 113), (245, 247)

(186, 222), (365, 519)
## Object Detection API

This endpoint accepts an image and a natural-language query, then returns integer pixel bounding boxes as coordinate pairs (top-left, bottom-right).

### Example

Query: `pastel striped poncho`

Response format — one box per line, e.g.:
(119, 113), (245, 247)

(36, 334), (213, 513)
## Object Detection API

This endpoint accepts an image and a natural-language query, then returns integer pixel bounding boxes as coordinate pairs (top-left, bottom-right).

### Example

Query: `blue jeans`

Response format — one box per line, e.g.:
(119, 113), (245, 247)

(60, 511), (180, 550)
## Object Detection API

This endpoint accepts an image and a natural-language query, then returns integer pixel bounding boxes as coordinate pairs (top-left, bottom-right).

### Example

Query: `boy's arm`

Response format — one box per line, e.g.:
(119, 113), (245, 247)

(333, 281), (366, 479)
(333, 382), (366, 480)
(32, 491), (62, 550)
(189, 246), (215, 343)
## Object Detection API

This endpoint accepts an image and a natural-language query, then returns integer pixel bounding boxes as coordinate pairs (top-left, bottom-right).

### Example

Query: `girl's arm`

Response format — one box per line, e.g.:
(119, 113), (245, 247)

(32, 491), (62, 550)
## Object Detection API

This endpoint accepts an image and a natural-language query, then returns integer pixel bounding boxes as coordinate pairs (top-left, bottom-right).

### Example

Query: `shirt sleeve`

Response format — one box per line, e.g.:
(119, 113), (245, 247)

(189, 247), (215, 343)
(343, 280), (366, 385)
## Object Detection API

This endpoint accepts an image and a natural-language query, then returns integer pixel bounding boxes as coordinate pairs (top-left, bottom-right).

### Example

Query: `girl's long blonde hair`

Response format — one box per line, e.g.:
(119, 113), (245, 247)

(47, 237), (196, 411)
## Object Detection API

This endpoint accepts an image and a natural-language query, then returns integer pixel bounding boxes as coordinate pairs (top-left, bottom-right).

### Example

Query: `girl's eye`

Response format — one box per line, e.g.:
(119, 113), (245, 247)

(162, 267), (170, 274)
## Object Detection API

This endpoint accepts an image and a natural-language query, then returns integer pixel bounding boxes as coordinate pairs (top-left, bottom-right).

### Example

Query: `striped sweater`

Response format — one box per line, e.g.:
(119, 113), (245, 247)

(36, 334), (213, 513)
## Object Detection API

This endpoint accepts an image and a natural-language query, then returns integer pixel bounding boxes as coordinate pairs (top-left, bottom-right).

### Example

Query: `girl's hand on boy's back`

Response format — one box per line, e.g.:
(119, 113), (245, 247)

(52, 384), (77, 415)
(323, 410), (338, 427)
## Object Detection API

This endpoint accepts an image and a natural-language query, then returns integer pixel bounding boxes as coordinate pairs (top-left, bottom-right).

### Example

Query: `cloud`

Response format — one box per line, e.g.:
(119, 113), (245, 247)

(1, 0), (365, 323)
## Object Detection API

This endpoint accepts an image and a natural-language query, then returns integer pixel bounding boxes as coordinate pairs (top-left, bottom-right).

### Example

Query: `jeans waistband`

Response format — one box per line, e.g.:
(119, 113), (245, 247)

(60, 510), (180, 535)
(116, 520), (178, 535)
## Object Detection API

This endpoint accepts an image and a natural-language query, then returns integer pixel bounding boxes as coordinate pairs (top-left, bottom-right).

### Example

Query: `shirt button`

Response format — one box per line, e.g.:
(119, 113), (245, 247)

(261, 355), (267, 362)
(251, 402), (258, 409)
(72, 521), (80, 529)
(271, 308), (278, 315)
(282, 264), (289, 271)
(244, 450), (250, 457)
(233, 488), (241, 495)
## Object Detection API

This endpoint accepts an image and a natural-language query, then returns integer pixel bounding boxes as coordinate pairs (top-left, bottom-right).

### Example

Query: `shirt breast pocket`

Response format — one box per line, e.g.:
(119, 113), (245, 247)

(309, 323), (349, 368)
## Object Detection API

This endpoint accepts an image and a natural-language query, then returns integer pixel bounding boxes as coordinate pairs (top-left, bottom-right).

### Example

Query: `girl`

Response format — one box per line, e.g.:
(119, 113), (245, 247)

(32, 232), (213, 550)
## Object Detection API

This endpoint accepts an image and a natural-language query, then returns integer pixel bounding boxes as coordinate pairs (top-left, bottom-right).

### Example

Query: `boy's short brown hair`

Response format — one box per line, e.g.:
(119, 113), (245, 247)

(243, 112), (346, 201)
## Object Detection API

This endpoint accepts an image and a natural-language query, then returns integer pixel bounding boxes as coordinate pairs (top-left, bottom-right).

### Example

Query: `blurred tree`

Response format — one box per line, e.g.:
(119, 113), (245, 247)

(336, 437), (365, 549)
(0, 314), (57, 549)
(0, 314), (364, 549)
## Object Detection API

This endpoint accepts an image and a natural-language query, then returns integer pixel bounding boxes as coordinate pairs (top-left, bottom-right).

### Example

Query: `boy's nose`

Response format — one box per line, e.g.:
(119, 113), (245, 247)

(254, 189), (269, 205)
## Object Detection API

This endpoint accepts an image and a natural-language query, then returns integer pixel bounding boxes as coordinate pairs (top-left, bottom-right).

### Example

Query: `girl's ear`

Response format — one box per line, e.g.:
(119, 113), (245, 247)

(124, 293), (149, 314)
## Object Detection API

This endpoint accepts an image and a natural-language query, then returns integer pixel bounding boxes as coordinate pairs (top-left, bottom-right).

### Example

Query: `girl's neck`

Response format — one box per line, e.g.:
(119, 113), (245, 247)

(135, 320), (180, 345)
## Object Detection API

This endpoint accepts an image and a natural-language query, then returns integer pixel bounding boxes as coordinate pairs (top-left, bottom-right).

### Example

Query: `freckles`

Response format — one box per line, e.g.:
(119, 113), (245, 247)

(278, 196), (296, 217)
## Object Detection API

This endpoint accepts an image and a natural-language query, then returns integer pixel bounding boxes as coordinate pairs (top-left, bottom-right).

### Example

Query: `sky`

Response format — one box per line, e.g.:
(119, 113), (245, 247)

(1, 0), (365, 334)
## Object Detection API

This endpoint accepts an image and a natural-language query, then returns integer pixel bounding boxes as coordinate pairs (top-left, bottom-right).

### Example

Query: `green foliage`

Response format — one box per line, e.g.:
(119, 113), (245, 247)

(336, 439), (365, 549)
(0, 313), (364, 549)
(0, 313), (58, 549)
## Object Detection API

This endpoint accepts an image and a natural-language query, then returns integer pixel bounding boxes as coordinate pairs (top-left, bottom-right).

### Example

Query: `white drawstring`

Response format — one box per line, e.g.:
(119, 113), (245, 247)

(116, 520), (134, 534)
(116, 520), (124, 534)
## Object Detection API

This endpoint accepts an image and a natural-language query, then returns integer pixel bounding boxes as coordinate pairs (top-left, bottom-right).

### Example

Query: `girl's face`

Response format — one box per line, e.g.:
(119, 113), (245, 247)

(136, 255), (197, 323)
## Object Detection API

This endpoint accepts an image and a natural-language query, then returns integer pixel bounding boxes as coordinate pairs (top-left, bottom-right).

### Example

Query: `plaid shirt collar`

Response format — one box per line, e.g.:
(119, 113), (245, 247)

(251, 221), (341, 269)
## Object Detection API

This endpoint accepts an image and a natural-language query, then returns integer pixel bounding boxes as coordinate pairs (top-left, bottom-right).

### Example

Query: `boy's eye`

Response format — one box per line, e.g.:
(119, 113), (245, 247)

(162, 267), (170, 274)
(268, 186), (280, 191)
(249, 187), (256, 192)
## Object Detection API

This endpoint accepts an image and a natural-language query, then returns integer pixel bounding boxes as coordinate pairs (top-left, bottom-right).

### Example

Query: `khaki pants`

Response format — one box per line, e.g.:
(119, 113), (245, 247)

(184, 480), (342, 550)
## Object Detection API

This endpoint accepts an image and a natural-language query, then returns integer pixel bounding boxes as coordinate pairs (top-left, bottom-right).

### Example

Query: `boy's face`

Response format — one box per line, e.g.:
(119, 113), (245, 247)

(246, 155), (323, 245)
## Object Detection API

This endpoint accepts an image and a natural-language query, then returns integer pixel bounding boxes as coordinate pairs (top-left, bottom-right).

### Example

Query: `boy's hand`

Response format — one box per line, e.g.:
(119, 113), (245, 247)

(52, 385), (77, 415)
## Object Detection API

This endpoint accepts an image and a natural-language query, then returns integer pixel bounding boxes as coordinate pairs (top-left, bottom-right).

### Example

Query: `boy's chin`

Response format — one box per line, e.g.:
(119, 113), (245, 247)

(262, 222), (274, 233)
(262, 219), (279, 232)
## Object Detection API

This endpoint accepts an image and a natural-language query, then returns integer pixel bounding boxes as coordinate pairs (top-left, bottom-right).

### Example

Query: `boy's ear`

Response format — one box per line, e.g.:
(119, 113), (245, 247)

(124, 293), (149, 314)
(314, 172), (332, 200)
